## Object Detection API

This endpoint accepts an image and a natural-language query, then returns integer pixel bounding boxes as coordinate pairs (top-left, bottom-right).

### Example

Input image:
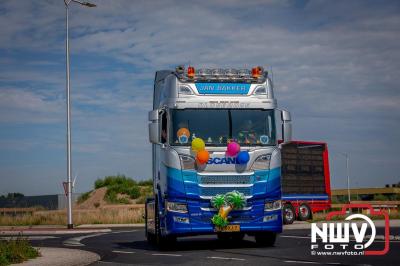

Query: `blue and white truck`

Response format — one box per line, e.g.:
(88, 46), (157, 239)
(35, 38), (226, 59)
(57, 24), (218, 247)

(146, 66), (292, 247)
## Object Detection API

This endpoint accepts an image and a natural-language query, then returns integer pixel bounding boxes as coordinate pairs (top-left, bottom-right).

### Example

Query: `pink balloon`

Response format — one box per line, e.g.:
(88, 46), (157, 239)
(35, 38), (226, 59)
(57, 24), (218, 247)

(226, 141), (240, 157)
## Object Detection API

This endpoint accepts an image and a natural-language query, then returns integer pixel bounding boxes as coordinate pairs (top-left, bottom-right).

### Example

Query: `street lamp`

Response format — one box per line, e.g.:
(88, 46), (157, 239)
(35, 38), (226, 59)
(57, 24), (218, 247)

(339, 152), (351, 204)
(64, 0), (96, 229)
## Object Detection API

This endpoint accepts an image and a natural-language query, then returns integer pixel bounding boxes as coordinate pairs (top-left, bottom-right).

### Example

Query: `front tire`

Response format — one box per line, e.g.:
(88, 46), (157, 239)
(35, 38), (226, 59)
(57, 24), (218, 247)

(255, 231), (277, 247)
(145, 202), (156, 244)
(283, 204), (295, 224)
(154, 198), (176, 249)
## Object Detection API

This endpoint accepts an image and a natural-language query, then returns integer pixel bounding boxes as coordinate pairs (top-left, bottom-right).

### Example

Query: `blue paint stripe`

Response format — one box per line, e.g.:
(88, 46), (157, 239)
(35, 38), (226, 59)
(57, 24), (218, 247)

(282, 194), (329, 200)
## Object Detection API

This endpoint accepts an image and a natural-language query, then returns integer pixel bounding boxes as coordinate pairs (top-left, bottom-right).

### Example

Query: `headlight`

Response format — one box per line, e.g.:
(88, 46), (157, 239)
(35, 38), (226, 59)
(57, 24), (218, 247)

(251, 154), (271, 170)
(179, 154), (195, 170)
(264, 200), (281, 211)
(166, 201), (188, 213)
(178, 85), (194, 95)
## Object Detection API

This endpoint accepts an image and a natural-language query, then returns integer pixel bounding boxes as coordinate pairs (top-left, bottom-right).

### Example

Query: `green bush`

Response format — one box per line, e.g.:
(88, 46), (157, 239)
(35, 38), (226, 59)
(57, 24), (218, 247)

(93, 175), (151, 204)
(95, 175), (137, 189)
(0, 237), (39, 266)
(137, 179), (153, 186)
(374, 194), (389, 201)
(127, 186), (140, 199)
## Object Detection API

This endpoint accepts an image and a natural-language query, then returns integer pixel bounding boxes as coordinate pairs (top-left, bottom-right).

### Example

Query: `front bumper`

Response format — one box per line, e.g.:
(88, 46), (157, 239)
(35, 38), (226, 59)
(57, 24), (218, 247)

(162, 201), (282, 236)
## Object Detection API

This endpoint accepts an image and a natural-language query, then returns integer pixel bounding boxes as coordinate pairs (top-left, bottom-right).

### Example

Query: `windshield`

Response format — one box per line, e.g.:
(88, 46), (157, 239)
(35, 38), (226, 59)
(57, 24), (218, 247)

(170, 109), (276, 146)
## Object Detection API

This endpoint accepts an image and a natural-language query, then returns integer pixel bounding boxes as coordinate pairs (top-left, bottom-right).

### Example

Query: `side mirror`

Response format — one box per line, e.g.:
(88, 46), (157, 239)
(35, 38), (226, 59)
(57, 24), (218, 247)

(148, 109), (160, 144)
(149, 122), (159, 144)
(148, 109), (159, 122)
(281, 109), (292, 144)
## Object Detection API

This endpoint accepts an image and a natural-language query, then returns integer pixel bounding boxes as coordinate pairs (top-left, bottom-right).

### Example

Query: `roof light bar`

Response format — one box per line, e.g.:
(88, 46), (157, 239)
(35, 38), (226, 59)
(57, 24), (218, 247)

(187, 66), (195, 79)
(176, 66), (267, 83)
(252, 66), (263, 78)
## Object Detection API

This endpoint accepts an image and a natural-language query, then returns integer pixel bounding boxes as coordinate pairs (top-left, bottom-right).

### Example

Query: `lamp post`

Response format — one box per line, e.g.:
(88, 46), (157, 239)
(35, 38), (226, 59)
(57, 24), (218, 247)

(339, 152), (351, 204)
(64, 0), (96, 229)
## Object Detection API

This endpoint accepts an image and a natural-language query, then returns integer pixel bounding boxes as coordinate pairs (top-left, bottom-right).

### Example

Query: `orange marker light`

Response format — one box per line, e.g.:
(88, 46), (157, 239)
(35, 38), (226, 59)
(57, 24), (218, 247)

(187, 66), (195, 79)
(252, 66), (263, 78)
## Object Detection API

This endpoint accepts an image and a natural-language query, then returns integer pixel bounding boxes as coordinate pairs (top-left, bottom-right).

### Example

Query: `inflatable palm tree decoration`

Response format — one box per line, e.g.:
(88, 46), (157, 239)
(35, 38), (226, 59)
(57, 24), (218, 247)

(211, 191), (246, 228)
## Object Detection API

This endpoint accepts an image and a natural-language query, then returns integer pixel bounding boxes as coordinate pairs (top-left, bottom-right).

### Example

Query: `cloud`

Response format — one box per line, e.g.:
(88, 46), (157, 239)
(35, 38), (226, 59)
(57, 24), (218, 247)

(0, 88), (64, 123)
(0, 0), (400, 194)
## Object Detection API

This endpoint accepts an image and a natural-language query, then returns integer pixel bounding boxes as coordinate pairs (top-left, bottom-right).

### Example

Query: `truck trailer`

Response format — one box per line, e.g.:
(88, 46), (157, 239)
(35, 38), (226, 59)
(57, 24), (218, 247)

(146, 66), (292, 248)
(281, 141), (331, 224)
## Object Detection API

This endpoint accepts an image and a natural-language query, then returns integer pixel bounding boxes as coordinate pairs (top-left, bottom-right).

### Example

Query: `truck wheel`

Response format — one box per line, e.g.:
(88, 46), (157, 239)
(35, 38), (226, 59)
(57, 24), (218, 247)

(154, 199), (176, 249)
(298, 204), (312, 221)
(255, 231), (277, 247)
(283, 204), (295, 224)
(145, 202), (156, 244)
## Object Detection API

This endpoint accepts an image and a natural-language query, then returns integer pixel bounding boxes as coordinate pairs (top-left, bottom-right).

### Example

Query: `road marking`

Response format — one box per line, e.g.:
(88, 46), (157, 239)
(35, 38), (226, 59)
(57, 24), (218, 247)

(0, 236), (58, 241)
(207, 256), (245, 261)
(63, 233), (107, 247)
(112, 250), (136, 254)
(111, 230), (138, 234)
(151, 253), (182, 257)
(284, 261), (319, 264)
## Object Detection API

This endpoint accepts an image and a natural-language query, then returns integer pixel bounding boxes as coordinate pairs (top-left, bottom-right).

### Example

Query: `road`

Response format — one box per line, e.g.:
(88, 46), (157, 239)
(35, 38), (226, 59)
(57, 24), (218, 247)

(18, 225), (399, 266)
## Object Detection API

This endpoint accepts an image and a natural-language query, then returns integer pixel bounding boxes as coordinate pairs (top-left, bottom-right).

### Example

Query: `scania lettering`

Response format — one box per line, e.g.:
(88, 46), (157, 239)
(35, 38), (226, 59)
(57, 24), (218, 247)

(145, 66), (292, 248)
(208, 157), (237, 164)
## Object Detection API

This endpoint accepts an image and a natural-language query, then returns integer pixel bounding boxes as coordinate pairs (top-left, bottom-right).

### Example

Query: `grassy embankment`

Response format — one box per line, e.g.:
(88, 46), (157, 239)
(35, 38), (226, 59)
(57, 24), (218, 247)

(0, 175), (152, 226)
(0, 237), (39, 266)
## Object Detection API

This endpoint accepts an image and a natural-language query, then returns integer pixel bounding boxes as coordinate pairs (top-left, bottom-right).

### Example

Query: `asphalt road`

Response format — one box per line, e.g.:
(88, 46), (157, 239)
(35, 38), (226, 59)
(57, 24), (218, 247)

(24, 226), (400, 266)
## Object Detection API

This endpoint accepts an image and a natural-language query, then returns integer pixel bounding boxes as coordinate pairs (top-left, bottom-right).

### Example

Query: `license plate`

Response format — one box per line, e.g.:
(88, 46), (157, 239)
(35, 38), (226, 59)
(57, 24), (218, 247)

(215, 224), (240, 232)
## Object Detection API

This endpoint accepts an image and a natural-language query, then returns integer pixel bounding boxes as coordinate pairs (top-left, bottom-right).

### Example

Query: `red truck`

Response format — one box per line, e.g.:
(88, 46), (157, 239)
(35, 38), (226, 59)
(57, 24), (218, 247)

(281, 141), (331, 224)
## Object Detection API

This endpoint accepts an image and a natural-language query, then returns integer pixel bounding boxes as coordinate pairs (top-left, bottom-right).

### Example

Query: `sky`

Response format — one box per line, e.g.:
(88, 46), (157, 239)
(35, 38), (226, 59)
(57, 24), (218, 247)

(0, 0), (399, 196)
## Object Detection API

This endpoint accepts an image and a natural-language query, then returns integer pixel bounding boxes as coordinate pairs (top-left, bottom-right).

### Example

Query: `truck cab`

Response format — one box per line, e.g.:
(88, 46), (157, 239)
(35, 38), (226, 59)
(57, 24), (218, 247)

(146, 66), (292, 247)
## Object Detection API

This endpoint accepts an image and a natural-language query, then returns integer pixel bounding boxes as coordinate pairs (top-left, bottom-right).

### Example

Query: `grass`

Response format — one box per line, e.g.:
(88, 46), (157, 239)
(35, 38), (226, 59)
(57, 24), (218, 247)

(0, 206), (145, 226)
(92, 175), (151, 204)
(0, 236), (39, 266)
(77, 191), (92, 204)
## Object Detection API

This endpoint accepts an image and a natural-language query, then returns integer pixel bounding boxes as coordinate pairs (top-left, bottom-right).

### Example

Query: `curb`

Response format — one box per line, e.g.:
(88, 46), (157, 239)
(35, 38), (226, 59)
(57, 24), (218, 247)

(12, 247), (100, 266)
(0, 228), (111, 235)
(77, 223), (145, 228)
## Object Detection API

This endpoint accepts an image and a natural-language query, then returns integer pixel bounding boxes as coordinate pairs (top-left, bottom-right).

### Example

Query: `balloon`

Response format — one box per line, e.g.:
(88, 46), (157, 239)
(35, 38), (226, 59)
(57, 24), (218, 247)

(196, 150), (210, 164)
(191, 138), (205, 152)
(236, 151), (250, 164)
(177, 128), (190, 138)
(226, 141), (240, 157)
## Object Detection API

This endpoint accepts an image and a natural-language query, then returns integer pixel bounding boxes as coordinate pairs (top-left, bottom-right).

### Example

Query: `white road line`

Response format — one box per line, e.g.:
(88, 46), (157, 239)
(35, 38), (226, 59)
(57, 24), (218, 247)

(111, 230), (138, 234)
(112, 250), (136, 254)
(284, 261), (319, 264)
(63, 232), (107, 247)
(207, 256), (245, 261)
(151, 253), (182, 257)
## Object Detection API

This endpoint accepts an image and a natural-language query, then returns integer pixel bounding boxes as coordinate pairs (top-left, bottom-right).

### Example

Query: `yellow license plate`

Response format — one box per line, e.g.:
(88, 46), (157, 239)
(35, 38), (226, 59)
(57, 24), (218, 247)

(215, 224), (240, 232)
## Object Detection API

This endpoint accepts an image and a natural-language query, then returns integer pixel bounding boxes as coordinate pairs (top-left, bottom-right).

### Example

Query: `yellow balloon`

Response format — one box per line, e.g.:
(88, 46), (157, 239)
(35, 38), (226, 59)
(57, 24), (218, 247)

(191, 138), (205, 152)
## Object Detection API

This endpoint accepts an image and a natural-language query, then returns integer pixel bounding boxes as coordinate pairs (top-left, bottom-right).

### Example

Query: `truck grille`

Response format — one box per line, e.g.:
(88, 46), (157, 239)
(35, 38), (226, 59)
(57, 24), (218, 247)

(199, 175), (252, 185)
(200, 186), (252, 198)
